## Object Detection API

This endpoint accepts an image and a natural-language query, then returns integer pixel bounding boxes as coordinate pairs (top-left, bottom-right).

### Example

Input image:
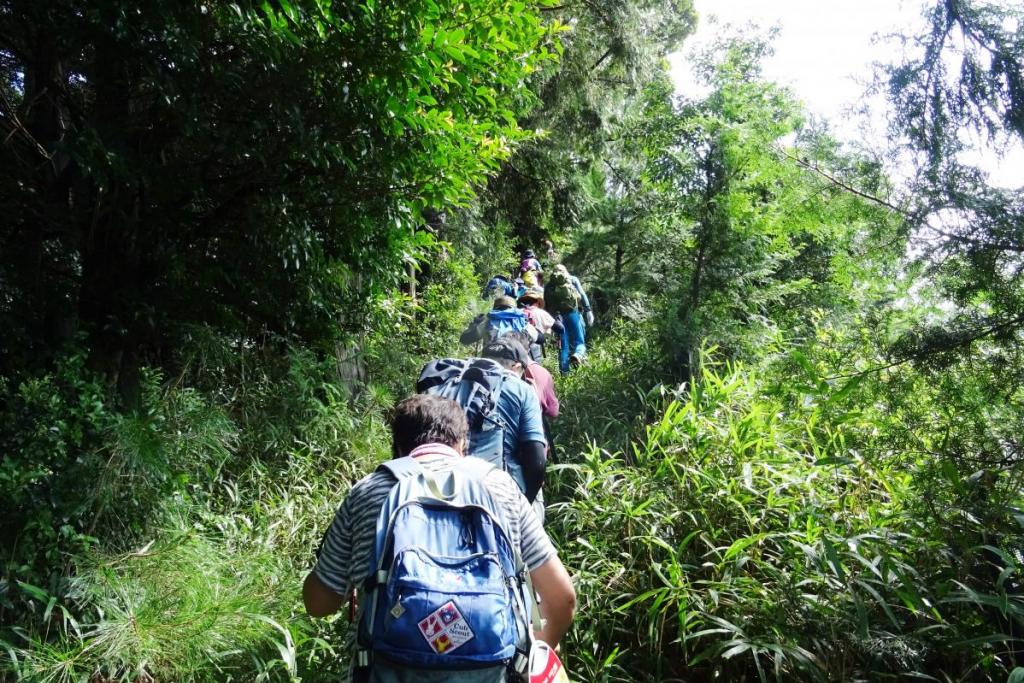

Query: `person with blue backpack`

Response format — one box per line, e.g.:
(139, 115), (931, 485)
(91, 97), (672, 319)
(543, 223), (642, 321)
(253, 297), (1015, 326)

(482, 274), (516, 300)
(459, 296), (544, 362)
(417, 337), (548, 504)
(302, 394), (576, 682)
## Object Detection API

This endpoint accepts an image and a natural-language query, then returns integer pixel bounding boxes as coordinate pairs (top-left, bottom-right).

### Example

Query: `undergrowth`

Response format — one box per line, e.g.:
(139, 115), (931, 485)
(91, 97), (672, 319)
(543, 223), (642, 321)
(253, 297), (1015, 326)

(548, 342), (1024, 681)
(5, 305), (1022, 682)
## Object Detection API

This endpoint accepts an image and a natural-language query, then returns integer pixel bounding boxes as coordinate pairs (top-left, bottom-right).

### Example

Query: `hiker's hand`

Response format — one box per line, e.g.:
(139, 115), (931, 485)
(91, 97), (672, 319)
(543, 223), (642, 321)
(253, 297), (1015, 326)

(585, 310), (594, 327)
(533, 630), (560, 653)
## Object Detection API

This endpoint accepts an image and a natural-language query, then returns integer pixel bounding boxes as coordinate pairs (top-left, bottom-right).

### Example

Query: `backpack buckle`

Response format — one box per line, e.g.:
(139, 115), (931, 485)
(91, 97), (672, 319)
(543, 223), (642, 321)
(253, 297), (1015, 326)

(356, 649), (370, 668)
(512, 650), (529, 675)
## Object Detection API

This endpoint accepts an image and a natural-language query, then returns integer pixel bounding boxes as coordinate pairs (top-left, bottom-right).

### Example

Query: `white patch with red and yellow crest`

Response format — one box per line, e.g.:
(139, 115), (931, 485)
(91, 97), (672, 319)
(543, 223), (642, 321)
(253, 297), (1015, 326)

(417, 601), (475, 655)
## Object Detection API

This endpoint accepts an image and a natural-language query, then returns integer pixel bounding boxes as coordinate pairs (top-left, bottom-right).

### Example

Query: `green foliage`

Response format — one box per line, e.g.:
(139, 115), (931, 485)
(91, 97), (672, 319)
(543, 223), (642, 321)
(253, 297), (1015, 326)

(481, 0), (697, 245)
(4, 2), (1024, 683)
(552, 353), (1024, 681)
(363, 242), (482, 399)
(2, 344), (392, 683)
(7, 532), (301, 683)
(874, 0), (1024, 362)
(0, 351), (237, 586)
(0, 0), (563, 395)
(553, 320), (665, 458)
(569, 34), (904, 379)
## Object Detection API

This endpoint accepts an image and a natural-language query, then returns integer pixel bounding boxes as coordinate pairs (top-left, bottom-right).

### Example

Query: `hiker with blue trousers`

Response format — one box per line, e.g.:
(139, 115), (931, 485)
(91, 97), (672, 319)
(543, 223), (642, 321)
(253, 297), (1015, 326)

(546, 264), (592, 374)
(303, 393), (575, 682)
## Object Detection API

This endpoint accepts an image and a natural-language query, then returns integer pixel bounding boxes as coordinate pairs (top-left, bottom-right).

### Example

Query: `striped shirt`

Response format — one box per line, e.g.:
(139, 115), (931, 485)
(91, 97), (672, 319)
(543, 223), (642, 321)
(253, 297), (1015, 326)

(313, 444), (557, 599)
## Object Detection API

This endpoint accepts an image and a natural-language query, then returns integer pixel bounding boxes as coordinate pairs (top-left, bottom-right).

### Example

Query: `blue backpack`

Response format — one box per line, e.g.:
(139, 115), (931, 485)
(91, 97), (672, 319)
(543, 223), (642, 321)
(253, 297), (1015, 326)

(416, 359), (508, 473)
(483, 277), (515, 300)
(355, 456), (531, 678)
(485, 310), (529, 343)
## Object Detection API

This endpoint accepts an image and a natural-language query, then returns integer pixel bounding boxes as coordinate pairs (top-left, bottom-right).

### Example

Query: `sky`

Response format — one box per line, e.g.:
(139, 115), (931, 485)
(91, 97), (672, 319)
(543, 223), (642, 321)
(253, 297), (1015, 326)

(667, 0), (1024, 188)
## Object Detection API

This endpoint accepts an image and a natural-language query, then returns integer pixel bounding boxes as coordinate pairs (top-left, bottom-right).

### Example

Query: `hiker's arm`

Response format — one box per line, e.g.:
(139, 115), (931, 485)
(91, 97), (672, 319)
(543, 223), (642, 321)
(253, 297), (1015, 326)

(519, 440), (546, 502)
(303, 572), (344, 617)
(530, 556), (576, 648)
(304, 493), (357, 618)
(572, 277), (591, 311)
(516, 388), (547, 501)
(544, 385), (560, 419)
(459, 315), (484, 345)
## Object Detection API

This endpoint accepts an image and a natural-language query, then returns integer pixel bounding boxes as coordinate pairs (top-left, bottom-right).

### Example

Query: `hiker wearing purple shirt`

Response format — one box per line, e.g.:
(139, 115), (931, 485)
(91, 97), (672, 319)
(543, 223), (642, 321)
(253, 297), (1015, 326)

(518, 249), (542, 281)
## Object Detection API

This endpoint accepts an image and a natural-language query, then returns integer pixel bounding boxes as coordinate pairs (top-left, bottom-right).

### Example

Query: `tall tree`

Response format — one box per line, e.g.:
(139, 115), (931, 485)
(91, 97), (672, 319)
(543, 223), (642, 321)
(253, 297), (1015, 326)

(481, 0), (697, 249)
(0, 0), (560, 400)
(576, 36), (903, 379)
(877, 0), (1024, 361)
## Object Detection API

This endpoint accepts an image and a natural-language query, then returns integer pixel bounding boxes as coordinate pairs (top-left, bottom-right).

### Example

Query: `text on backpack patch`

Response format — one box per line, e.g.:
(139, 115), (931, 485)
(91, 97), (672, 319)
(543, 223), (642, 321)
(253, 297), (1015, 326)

(418, 601), (475, 654)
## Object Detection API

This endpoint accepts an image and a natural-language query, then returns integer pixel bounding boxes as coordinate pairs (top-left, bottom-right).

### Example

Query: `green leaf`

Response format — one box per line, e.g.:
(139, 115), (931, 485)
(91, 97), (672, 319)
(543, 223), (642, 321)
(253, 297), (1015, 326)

(16, 581), (49, 603)
(278, 0), (298, 23)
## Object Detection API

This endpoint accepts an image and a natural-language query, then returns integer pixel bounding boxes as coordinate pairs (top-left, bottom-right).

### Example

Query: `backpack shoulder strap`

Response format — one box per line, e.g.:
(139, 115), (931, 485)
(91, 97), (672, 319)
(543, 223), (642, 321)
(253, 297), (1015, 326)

(378, 456), (422, 482)
(468, 359), (509, 427)
(457, 455), (497, 482)
(453, 454), (531, 662)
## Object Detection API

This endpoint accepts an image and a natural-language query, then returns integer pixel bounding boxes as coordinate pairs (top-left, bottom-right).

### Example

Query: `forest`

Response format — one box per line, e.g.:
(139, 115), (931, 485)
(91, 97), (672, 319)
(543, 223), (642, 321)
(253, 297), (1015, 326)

(1, 0), (1023, 680)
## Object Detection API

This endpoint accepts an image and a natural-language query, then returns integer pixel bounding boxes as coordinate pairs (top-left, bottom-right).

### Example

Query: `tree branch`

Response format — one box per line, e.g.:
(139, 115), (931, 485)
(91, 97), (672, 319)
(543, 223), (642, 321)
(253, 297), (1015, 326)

(0, 89), (53, 162)
(784, 149), (1024, 255)
(825, 312), (1024, 380)
(781, 149), (904, 215)
(591, 46), (614, 71)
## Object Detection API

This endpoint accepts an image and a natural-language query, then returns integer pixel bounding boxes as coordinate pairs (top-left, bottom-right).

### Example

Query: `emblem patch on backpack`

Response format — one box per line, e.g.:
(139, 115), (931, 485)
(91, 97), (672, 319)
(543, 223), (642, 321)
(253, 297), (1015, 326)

(418, 601), (475, 655)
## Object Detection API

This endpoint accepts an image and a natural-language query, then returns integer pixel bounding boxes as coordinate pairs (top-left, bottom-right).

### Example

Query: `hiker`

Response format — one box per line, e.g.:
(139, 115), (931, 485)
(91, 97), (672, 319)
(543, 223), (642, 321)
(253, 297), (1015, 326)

(459, 296), (544, 360)
(482, 273), (516, 300)
(517, 287), (561, 360)
(417, 337), (548, 503)
(546, 264), (592, 374)
(519, 249), (542, 281)
(489, 330), (558, 445)
(543, 239), (557, 263)
(487, 333), (558, 523)
(302, 393), (576, 682)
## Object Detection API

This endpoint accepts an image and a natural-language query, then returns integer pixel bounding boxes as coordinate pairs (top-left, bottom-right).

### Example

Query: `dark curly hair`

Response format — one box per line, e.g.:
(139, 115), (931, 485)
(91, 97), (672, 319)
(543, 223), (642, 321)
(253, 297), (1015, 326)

(390, 394), (469, 457)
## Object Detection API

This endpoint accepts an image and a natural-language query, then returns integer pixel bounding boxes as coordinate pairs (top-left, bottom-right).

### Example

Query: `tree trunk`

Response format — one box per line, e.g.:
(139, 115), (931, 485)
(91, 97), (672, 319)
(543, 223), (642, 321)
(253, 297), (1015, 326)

(678, 146), (722, 383)
(614, 235), (624, 288)
(75, 37), (146, 406)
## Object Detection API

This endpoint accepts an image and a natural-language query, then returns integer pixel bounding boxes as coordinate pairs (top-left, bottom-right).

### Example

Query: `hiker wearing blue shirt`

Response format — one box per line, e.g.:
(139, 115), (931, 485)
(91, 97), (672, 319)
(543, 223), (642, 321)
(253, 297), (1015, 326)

(478, 338), (548, 501)
(303, 394), (576, 682)
(418, 338), (547, 503)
